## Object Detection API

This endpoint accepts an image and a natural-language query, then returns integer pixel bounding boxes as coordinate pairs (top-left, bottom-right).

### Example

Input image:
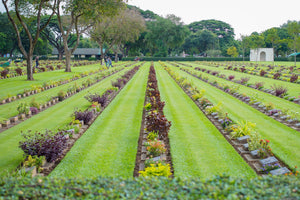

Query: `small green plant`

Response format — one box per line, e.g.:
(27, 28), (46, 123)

(71, 118), (82, 127)
(265, 102), (275, 111)
(23, 155), (45, 172)
(205, 102), (221, 115)
(144, 157), (165, 168)
(287, 111), (299, 121)
(181, 79), (192, 90)
(42, 82), (50, 88)
(247, 132), (261, 151)
(139, 163), (172, 177)
(258, 139), (273, 159)
(144, 103), (152, 111)
(23, 155), (36, 168)
(147, 131), (158, 141)
(58, 90), (66, 101)
(29, 98), (40, 109)
(230, 121), (256, 139)
(92, 102), (101, 112)
(17, 103), (29, 114)
(145, 139), (166, 157)
(192, 89), (205, 101)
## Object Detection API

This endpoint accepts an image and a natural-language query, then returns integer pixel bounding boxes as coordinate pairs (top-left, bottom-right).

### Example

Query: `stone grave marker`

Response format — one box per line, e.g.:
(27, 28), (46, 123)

(270, 167), (290, 176)
(259, 156), (278, 166)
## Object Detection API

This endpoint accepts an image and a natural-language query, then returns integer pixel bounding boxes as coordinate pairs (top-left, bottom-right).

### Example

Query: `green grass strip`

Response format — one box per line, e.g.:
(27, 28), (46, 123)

(0, 66), (134, 176)
(155, 63), (256, 179)
(169, 64), (300, 169)
(0, 64), (102, 100)
(50, 64), (149, 178)
(180, 65), (300, 116)
(0, 66), (123, 120)
(186, 62), (300, 97)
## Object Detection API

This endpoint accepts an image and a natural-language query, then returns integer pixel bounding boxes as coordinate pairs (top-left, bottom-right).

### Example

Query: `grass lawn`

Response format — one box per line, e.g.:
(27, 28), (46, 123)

(0, 66), (123, 120)
(179, 65), (300, 115)
(155, 63), (256, 178)
(186, 62), (300, 97)
(50, 64), (149, 178)
(0, 66), (133, 176)
(0, 64), (103, 100)
(169, 64), (300, 169)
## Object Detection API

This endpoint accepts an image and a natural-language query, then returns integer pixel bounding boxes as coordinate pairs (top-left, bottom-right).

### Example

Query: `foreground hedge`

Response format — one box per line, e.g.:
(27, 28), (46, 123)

(0, 175), (299, 199)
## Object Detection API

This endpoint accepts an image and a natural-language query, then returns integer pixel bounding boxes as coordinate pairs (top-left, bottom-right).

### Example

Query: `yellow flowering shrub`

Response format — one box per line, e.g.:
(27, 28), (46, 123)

(139, 163), (172, 177)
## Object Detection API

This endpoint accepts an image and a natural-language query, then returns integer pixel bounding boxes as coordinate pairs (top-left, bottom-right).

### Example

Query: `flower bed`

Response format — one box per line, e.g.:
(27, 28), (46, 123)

(134, 63), (173, 177)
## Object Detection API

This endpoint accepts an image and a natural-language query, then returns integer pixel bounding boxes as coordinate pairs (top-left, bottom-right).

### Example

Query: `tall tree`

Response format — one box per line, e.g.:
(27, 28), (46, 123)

(286, 21), (300, 65)
(182, 29), (218, 55)
(248, 33), (265, 49)
(89, 8), (145, 62)
(2, 0), (57, 80)
(41, 16), (77, 60)
(227, 46), (238, 57)
(264, 28), (280, 65)
(56, 0), (125, 72)
(145, 15), (188, 57)
(0, 12), (18, 57)
(188, 19), (235, 55)
(239, 35), (251, 61)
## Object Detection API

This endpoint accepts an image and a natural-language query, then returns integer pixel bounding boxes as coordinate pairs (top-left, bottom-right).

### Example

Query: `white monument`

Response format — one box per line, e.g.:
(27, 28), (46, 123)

(250, 48), (274, 62)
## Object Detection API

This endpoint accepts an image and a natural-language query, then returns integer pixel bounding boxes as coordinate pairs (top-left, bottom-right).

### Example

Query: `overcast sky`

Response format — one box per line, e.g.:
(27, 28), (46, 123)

(128, 0), (300, 39)
(1, 1), (299, 39)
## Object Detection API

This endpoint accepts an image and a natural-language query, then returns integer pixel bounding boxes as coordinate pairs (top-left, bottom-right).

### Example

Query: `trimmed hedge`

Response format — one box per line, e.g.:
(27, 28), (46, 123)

(122, 56), (300, 62)
(0, 175), (299, 199)
(122, 57), (250, 61)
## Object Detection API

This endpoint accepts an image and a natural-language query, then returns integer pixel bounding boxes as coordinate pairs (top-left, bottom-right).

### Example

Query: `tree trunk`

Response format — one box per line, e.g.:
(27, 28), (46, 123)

(114, 51), (118, 63)
(26, 55), (34, 80)
(100, 45), (105, 65)
(58, 51), (63, 60)
(65, 51), (72, 72)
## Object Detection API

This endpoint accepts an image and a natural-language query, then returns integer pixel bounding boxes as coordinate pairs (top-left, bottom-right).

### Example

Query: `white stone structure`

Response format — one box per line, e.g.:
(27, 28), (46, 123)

(250, 48), (274, 62)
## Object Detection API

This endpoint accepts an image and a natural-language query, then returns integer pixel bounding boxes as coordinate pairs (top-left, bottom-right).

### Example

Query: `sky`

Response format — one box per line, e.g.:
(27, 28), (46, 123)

(1, 1), (299, 39)
(128, 0), (300, 39)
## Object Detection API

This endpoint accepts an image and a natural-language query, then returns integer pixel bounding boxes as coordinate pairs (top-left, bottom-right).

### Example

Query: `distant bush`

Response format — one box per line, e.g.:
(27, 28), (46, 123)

(74, 110), (94, 124)
(122, 57), (250, 61)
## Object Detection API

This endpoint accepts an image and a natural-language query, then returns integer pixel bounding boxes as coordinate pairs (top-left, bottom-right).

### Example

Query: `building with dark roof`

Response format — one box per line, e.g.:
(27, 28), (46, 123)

(52, 48), (104, 59)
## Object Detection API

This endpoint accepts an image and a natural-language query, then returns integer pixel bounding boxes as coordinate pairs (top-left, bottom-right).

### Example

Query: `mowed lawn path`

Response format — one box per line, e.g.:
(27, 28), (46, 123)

(179, 65), (300, 115)
(155, 64), (256, 178)
(170, 65), (300, 169)
(0, 64), (101, 100)
(188, 62), (300, 97)
(0, 67), (130, 175)
(51, 64), (149, 178)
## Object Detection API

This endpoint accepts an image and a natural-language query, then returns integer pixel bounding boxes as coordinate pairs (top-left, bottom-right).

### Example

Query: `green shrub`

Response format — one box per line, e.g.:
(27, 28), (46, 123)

(17, 103), (29, 115)
(139, 163), (172, 177)
(122, 57), (251, 61)
(230, 121), (256, 139)
(0, 175), (299, 199)
(29, 98), (40, 109)
(147, 131), (158, 141)
(57, 90), (66, 101)
(144, 103), (152, 111)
